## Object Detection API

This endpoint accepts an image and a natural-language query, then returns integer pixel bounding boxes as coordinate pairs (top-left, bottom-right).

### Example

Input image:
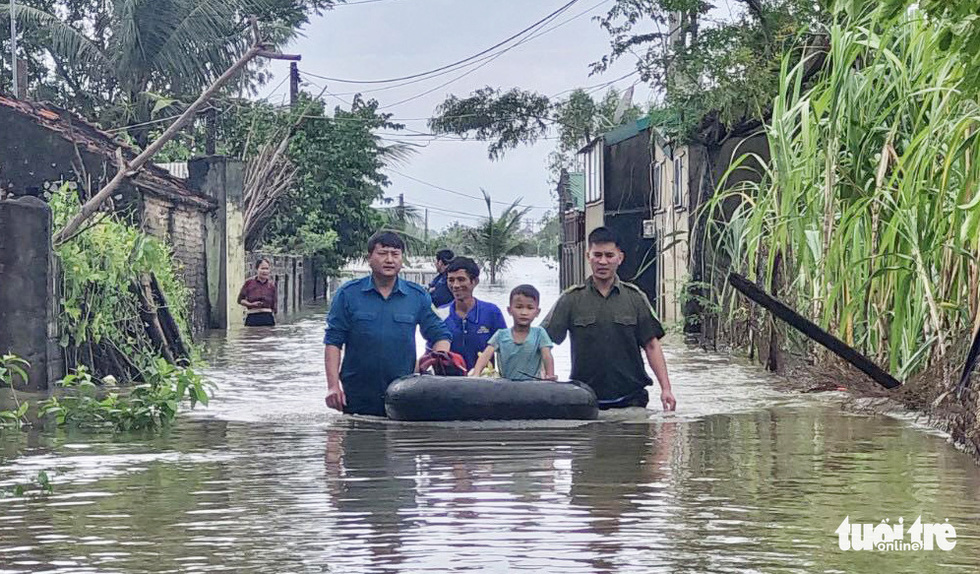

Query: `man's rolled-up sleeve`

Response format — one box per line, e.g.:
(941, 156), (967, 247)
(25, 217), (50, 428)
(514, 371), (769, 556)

(324, 289), (350, 347)
(419, 292), (452, 344)
(635, 290), (666, 346)
(542, 294), (570, 345)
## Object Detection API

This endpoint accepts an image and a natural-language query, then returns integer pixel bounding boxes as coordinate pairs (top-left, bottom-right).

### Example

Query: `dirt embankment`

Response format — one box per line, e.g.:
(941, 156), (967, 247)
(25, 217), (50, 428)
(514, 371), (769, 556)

(761, 339), (980, 462)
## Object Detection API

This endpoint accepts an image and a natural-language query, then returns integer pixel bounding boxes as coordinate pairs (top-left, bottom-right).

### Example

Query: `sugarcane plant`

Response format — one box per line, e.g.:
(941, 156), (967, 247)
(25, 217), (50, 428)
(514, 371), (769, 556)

(703, 1), (980, 380)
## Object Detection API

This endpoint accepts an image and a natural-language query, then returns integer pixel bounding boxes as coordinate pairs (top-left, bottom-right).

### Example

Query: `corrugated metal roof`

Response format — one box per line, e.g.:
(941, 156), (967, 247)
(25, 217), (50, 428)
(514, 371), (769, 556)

(602, 116), (652, 146)
(156, 162), (190, 179)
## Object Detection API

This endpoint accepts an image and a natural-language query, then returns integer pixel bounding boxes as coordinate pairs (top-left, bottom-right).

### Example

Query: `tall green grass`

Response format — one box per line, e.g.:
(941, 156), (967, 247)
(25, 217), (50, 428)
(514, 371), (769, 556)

(705, 2), (980, 380)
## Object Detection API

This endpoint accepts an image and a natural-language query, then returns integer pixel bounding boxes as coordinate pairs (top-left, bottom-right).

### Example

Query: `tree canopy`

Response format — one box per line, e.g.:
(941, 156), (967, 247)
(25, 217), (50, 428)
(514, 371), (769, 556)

(429, 86), (641, 186)
(463, 191), (532, 284)
(1, 0), (337, 142)
(592, 0), (825, 139)
(429, 1), (826, 154)
(214, 94), (399, 271)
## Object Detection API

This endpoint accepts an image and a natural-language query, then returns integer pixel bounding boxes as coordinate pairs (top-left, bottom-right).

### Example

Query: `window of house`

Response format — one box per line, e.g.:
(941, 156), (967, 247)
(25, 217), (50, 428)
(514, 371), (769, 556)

(673, 157), (684, 208)
(585, 147), (601, 203)
(652, 163), (662, 211)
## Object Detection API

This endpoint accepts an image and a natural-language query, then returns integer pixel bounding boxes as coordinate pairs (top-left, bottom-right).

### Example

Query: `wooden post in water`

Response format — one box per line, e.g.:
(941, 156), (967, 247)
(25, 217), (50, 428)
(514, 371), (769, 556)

(728, 272), (902, 389)
(956, 325), (980, 398)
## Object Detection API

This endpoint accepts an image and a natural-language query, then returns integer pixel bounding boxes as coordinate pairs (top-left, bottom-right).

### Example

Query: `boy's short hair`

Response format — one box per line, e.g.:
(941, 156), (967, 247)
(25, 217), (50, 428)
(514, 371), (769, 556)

(510, 284), (540, 305)
(587, 226), (621, 249)
(445, 256), (480, 280)
(436, 249), (455, 264)
(367, 230), (405, 254)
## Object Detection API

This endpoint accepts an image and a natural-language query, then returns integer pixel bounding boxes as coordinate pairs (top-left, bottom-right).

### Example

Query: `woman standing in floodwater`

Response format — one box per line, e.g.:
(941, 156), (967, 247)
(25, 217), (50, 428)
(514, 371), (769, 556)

(238, 258), (277, 326)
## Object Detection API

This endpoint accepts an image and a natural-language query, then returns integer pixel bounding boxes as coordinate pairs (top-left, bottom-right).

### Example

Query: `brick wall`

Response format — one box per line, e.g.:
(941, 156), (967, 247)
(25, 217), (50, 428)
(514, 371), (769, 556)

(142, 195), (210, 333)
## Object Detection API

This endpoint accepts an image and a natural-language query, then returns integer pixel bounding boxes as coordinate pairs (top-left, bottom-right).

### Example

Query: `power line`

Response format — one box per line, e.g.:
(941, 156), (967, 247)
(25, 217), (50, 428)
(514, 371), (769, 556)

(553, 69), (639, 98)
(377, 0), (613, 109)
(323, 0), (611, 99)
(304, 0), (581, 85)
(388, 168), (552, 210)
(104, 74), (293, 134)
(403, 200), (485, 221)
(379, 52), (508, 109)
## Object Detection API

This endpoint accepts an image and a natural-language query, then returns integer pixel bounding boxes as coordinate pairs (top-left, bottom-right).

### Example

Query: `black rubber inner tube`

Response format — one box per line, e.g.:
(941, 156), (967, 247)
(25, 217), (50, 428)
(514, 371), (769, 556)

(385, 375), (599, 421)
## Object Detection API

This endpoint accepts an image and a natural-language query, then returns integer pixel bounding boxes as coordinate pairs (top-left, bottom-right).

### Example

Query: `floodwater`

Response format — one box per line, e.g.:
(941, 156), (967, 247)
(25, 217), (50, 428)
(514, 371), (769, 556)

(2, 257), (980, 573)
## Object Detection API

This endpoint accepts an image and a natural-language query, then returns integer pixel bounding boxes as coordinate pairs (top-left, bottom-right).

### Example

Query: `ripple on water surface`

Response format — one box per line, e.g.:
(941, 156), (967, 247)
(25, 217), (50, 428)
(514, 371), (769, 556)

(2, 258), (979, 573)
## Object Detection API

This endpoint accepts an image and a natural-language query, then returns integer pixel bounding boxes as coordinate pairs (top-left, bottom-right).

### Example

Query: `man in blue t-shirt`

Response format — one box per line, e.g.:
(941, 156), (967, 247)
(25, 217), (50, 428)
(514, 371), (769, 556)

(427, 249), (455, 307)
(443, 257), (507, 371)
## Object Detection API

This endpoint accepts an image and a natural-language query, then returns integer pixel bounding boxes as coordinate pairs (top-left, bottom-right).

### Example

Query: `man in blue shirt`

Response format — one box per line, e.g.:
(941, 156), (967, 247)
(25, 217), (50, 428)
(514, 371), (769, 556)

(324, 231), (452, 416)
(443, 257), (508, 371)
(427, 249), (454, 307)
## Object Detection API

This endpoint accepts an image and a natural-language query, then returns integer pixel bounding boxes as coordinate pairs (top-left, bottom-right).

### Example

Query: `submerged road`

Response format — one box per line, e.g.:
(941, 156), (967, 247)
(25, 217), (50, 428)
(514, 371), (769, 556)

(1, 257), (979, 573)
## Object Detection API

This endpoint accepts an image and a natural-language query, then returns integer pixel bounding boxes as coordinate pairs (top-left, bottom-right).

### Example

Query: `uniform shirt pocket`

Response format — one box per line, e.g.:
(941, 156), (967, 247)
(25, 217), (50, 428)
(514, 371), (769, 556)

(393, 313), (416, 324)
(573, 315), (597, 327)
(392, 313), (416, 331)
(614, 314), (638, 326)
(354, 311), (378, 322)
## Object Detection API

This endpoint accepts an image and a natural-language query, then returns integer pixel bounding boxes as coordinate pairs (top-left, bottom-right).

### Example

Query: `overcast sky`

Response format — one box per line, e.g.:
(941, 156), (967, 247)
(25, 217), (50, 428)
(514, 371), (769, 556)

(259, 0), (653, 230)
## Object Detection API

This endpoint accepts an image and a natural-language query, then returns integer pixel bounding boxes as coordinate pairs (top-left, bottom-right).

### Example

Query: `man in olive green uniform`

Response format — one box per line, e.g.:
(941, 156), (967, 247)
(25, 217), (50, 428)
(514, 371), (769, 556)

(543, 227), (676, 411)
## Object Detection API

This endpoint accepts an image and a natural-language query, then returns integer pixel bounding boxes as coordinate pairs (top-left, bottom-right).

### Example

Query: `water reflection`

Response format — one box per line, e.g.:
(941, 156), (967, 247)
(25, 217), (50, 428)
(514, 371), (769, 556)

(2, 406), (980, 572)
(2, 259), (980, 572)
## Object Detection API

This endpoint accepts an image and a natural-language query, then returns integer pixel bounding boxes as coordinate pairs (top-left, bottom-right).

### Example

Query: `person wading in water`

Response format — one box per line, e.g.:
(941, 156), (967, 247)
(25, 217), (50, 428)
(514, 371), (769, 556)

(324, 231), (452, 416)
(428, 249), (455, 308)
(443, 256), (507, 372)
(543, 227), (676, 411)
(238, 258), (277, 327)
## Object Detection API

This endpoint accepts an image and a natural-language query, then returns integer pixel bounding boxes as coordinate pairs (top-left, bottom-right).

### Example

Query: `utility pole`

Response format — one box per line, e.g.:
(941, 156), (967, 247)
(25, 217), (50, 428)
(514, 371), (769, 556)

(205, 107), (217, 155)
(289, 62), (299, 107)
(398, 193), (405, 227)
(9, 0), (18, 98)
(424, 209), (429, 242)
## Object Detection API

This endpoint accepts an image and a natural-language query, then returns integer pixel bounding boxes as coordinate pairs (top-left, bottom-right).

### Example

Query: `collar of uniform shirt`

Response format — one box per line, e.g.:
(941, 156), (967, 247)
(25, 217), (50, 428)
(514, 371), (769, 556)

(362, 275), (408, 295)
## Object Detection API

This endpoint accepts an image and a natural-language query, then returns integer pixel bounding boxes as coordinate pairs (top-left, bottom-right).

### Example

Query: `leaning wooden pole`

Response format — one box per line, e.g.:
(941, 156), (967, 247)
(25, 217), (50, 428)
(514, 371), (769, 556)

(955, 325), (980, 398)
(53, 19), (301, 246)
(728, 272), (902, 389)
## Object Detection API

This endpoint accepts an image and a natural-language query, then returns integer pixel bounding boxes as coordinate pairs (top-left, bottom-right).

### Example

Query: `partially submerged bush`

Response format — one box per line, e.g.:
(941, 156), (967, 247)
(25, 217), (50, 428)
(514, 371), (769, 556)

(39, 360), (212, 431)
(50, 187), (196, 380)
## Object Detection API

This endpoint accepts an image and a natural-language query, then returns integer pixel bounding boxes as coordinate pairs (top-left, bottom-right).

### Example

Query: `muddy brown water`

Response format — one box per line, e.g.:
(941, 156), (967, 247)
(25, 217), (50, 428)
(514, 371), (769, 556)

(2, 258), (980, 573)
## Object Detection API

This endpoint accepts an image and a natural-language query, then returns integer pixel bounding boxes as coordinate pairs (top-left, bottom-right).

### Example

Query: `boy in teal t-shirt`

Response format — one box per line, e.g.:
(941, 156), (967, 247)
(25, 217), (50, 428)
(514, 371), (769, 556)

(469, 285), (556, 381)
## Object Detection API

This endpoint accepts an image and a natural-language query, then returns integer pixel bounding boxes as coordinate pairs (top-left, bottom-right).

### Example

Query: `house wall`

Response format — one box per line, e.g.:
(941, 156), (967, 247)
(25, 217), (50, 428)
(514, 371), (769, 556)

(603, 131), (658, 304)
(584, 202), (604, 246)
(651, 144), (692, 326)
(0, 106), (142, 210)
(570, 117), (770, 333)
(0, 105), (217, 335)
(0, 197), (63, 390)
(142, 195), (211, 333)
(582, 139), (605, 249)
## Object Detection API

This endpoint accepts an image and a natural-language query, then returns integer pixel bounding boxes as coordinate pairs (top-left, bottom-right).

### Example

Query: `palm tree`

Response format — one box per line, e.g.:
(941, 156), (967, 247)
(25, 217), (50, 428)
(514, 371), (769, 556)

(376, 199), (429, 255)
(466, 190), (531, 283)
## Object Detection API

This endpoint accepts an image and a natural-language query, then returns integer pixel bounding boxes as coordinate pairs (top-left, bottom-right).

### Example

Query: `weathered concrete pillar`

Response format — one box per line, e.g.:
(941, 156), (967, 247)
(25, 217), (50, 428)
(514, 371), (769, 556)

(0, 196), (61, 390)
(188, 157), (245, 330)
